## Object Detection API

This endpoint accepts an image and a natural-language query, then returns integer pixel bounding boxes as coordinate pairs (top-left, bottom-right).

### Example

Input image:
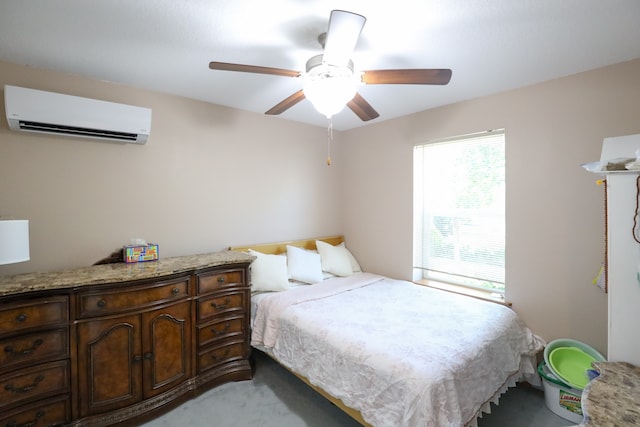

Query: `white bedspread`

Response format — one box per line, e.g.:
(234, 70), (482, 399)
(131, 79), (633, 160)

(251, 273), (544, 427)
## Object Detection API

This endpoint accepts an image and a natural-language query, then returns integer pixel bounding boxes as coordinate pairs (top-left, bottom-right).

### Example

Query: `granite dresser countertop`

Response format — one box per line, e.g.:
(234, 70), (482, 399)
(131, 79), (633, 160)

(0, 250), (255, 297)
(580, 361), (640, 426)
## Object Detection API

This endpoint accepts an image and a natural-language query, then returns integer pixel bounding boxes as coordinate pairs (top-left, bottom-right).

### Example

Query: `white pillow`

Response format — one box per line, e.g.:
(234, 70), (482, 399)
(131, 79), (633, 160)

(339, 242), (362, 273)
(315, 240), (353, 277)
(247, 249), (290, 292)
(286, 245), (324, 284)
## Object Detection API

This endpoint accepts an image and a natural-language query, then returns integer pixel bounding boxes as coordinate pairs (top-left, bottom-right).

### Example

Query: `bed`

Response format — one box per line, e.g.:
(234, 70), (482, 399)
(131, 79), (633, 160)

(230, 236), (544, 427)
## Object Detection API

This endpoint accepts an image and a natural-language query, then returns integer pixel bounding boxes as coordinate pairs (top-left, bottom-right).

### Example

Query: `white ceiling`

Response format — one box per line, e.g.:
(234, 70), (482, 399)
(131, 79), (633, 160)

(1, 0), (639, 131)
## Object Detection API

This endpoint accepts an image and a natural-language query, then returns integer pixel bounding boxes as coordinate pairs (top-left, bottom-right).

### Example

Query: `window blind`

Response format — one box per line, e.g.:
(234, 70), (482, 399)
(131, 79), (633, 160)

(413, 130), (505, 291)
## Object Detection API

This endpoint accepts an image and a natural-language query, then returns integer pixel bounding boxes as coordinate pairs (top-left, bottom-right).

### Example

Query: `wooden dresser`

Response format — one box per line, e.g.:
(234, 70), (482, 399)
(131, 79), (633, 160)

(0, 251), (254, 426)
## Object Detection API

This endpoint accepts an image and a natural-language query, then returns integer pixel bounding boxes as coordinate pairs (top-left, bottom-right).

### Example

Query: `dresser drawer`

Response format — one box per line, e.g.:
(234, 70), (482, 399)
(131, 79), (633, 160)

(0, 329), (68, 370)
(197, 291), (246, 321)
(197, 269), (246, 295)
(0, 394), (71, 427)
(198, 315), (245, 347)
(0, 360), (69, 411)
(0, 296), (68, 336)
(77, 277), (190, 318)
(197, 339), (245, 373)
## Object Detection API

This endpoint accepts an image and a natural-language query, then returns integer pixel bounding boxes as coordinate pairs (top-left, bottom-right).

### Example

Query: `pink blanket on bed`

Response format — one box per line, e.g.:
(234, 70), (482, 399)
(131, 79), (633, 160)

(251, 273), (545, 427)
(251, 272), (383, 348)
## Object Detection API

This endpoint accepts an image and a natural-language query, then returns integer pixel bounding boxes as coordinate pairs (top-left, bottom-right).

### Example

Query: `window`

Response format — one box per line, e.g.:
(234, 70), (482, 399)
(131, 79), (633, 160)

(413, 130), (505, 298)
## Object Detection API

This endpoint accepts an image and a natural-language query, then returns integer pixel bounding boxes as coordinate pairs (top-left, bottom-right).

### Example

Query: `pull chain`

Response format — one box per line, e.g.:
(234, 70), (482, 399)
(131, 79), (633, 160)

(326, 117), (333, 166)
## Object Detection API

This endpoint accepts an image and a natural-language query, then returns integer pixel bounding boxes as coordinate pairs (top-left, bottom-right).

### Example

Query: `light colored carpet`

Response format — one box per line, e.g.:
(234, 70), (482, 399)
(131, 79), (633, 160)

(142, 351), (574, 427)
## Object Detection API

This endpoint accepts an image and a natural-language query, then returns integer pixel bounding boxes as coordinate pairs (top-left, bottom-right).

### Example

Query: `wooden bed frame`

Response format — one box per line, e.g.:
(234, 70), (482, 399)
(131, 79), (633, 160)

(230, 235), (371, 427)
(230, 235), (344, 256)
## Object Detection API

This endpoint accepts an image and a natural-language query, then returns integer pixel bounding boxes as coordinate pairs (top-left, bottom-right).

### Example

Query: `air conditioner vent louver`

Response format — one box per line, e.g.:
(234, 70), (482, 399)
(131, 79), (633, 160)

(4, 85), (152, 144)
(18, 121), (139, 141)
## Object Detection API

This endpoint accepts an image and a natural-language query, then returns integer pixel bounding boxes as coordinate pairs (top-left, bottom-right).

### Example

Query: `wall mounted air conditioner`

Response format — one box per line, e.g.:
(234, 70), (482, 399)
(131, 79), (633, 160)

(4, 85), (152, 144)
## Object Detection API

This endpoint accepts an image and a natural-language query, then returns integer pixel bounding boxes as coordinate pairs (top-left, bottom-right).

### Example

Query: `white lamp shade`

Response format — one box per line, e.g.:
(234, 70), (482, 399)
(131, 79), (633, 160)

(0, 220), (30, 265)
(303, 77), (356, 118)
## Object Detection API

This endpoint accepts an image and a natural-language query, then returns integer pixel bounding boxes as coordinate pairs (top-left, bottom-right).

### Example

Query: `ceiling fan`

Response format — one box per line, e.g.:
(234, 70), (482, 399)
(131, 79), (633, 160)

(209, 10), (452, 121)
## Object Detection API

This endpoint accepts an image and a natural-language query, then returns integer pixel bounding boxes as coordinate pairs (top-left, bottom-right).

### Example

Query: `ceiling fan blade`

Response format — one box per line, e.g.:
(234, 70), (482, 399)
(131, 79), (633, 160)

(265, 90), (306, 115)
(347, 92), (379, 121)
(361, 69), (452, 85)
(322, 10), (366, 67)
(209, 61), (301, 78)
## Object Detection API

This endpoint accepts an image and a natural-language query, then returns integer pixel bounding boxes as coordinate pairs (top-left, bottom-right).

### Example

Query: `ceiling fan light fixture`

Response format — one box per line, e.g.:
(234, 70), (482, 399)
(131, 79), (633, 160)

(208, 10), (450, 123)
(303, 76), (357, 118)
(303, 55), (357, 118)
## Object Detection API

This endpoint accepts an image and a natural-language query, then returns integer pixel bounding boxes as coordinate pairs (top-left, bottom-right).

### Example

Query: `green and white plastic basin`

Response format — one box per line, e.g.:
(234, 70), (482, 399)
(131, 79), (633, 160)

(548, 347), (597, 389)
(544, 338), (606, 375)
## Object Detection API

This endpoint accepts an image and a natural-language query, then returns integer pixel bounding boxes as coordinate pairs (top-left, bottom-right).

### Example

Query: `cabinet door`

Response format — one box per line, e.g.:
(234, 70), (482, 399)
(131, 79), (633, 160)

(76, 314), (142, 417)
(142, 301), (192, 398)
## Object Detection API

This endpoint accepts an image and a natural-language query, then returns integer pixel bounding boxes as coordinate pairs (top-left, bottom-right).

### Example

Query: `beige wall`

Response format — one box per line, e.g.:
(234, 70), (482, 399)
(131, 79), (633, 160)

(2, 57), (640, 356)
(342, 58), (640, 355)
(0, 60), (345, 275)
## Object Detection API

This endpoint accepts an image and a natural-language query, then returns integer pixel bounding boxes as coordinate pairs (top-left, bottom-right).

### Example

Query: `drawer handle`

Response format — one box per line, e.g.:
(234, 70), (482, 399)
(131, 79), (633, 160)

(211, 321), (231, 336)
(4, 375), (44, 394)
(211, 298), (231, 310)
(4, 339), (43, 357)
(5, 410), (44, 427)
(97, 299), (107, 308)
(217, 276), (226, 283)
(15, 313), (27, 323)
(133, 353), (154, 362)
(211, 347), (231, 361)
(171, 287), (180, 295)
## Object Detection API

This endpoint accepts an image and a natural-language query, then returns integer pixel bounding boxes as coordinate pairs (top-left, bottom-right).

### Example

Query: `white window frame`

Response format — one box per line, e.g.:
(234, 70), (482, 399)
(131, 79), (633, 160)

(413, 130), (505, 300)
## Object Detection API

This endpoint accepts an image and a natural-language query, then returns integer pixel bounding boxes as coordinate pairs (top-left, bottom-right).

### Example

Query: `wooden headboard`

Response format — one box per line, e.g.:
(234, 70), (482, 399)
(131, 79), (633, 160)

(229, 235), (344, 255)
(229, 234), (370, 427)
